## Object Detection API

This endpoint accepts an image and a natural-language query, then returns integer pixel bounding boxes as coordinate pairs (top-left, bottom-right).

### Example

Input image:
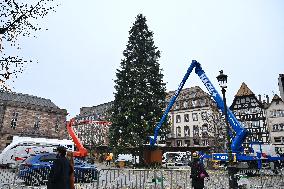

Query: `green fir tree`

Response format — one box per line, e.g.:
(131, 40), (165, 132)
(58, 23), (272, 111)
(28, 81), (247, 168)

(109, 14), (169, 156)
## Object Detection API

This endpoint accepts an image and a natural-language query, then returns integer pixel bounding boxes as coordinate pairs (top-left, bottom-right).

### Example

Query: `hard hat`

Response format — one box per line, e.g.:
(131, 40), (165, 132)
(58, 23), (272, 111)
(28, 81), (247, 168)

(192, 151), (199, 158)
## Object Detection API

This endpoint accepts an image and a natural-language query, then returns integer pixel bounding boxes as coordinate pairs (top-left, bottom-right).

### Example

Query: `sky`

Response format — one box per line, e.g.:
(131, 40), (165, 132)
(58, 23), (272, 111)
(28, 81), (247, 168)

(3, 0), (284, 119)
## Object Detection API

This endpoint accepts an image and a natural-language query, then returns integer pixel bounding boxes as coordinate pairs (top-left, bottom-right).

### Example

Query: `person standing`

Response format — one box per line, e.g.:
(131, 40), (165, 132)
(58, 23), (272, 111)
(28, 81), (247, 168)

(190, 152), (209, 189)
(106, 153), (112, 166)
(66, 151), (75, 189)
(47, 146), (73, 189)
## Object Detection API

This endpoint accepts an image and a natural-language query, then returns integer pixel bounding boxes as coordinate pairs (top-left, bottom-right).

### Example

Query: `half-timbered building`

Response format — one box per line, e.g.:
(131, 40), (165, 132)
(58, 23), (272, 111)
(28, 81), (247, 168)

(230, 82), (269, 148)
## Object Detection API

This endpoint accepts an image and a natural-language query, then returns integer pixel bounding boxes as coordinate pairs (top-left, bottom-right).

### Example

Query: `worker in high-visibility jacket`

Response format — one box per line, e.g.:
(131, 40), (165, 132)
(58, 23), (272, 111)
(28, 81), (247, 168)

(105, 153), (113, 166)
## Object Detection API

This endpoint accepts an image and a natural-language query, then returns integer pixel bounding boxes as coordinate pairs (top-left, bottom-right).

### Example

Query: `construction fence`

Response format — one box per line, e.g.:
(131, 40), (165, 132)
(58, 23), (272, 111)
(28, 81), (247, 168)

(1, 167), (284, 189)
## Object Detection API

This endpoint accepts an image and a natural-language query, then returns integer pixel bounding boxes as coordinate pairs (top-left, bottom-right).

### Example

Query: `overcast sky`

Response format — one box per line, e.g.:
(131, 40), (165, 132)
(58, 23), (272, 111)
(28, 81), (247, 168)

(4, 0), (284, 118)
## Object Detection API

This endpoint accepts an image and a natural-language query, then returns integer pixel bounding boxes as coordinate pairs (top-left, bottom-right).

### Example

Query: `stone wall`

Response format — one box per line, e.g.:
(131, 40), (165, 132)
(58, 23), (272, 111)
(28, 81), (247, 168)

(0, 102), (67, 151)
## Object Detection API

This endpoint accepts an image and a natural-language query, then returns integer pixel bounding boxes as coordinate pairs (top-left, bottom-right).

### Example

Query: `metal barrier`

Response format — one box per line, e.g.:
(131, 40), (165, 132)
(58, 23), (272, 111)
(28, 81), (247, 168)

(0, 166), (98, 189)
(237, 169), (284, 189)
(96, 168), (229, 189)
(1, 167), (284, 189)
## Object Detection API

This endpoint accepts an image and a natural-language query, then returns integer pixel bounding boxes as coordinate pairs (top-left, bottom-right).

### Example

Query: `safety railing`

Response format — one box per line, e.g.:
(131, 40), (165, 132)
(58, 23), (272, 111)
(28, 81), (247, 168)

(0, 165), (98, 189)
(1, 167), (284, 189)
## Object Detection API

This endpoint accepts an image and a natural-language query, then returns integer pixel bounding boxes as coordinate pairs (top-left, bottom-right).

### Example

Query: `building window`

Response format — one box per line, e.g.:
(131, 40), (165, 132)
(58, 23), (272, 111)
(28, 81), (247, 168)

(277, 110), (284, 117)
(202, 139), (209, 146)
(176, 126), (181, 137)
(175, 102), (180, 110)
(236, 99), (240, 104)
(273, 124), (277, 131)
(202, 124), (208, 131)
(34, 115), (40, 130)
(193, 138), (199, 145)
(176, 140), (182, 147)
(168, 115), (172, 124)
(193, 125), (199, 137)
(55, 116), (60, 132)
(200, 99), (206, 106)
(192, 113), (198, 121)
(281, 124), (284, 131)
(201, 124), (209, 137)
(271, 110), (276, 117)
(184, 114), (189, 122)
(271, 110), (284, 117)
(192, 100), (197, 107)
(176, 115), (181, 123)
(246, 97), (250, 103)
(184, 126), (190, 137)
(272, 123), (284, 131)
(185, 140), (190, 147)
(201, 112), (207, 120)
(183, 101), (188, 108)
(11, 112), (18, 129)
(274, 137), (282, 143)
(251, 121), (260, 127)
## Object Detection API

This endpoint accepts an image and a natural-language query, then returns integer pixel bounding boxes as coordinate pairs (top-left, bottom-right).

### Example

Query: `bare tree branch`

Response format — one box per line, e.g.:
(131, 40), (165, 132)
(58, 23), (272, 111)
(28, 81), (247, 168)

(0, 0), (58, 91)
(0, 0), (58, 45)
(0, 55), (32, 91)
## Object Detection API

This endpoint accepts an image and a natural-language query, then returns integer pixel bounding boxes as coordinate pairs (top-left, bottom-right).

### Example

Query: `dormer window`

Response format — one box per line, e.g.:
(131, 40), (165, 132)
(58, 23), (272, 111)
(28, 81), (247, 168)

(200, 99), (206, 106)
(183, 101), (188, 108)
(192, 100), (197, 107)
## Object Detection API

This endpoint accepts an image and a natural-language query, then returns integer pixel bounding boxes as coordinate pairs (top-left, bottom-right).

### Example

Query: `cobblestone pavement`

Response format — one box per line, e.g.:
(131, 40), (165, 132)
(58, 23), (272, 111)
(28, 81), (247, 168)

(1, 163), (284, 189)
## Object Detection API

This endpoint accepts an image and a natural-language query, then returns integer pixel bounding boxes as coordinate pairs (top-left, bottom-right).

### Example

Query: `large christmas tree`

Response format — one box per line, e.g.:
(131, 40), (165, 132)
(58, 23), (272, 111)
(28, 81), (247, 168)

(109, 14), (168, 155)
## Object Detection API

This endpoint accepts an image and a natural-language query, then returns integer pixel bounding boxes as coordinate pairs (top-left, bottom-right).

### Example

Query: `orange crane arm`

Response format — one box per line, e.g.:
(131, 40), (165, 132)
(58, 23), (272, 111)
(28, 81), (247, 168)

(66, 118), (88, 157)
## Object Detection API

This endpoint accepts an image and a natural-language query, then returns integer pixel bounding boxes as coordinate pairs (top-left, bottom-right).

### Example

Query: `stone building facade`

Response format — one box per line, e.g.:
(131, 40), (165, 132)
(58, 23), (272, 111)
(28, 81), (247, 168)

(0, 91), (68, 151)
(166, 86), (224, 149)
(80, 101), (113, 121)
(69, 102), (113, 148)
(230, 83), (269, 148)
(266, 94), (284, 153)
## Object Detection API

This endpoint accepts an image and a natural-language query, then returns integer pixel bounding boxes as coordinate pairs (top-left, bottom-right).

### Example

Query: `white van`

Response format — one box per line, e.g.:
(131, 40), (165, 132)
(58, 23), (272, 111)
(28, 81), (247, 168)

(162, 151), (191, 166)
(116, 154), (140, 164)
(0, 136), (74, 168)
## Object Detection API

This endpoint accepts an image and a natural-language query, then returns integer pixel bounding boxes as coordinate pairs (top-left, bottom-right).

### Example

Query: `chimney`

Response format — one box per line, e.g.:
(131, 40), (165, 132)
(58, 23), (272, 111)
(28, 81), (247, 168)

(266, 95), (269, 103)
(258, 94), (261, 102)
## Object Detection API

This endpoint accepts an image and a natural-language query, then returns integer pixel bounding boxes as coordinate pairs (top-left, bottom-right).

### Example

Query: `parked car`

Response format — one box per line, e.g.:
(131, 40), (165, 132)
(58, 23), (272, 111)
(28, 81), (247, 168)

(18, 153), (97, 186)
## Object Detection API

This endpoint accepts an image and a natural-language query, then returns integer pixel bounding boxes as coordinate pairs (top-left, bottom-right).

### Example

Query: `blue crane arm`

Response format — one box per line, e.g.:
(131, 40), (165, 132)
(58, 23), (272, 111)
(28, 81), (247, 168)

(149, 61), (197, 146)
(194, 62), (248, 153)
(150, 60), (247, 153)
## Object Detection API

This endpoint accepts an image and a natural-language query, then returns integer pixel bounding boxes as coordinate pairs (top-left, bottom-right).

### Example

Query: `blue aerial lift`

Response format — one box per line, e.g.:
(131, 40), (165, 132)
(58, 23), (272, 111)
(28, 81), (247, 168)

(149, 60), (284, 169)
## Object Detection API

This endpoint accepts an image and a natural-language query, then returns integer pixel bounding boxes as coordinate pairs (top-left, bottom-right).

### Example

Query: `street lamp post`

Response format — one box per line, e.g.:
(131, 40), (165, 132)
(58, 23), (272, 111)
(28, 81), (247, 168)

(216, 70), (238, 189)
